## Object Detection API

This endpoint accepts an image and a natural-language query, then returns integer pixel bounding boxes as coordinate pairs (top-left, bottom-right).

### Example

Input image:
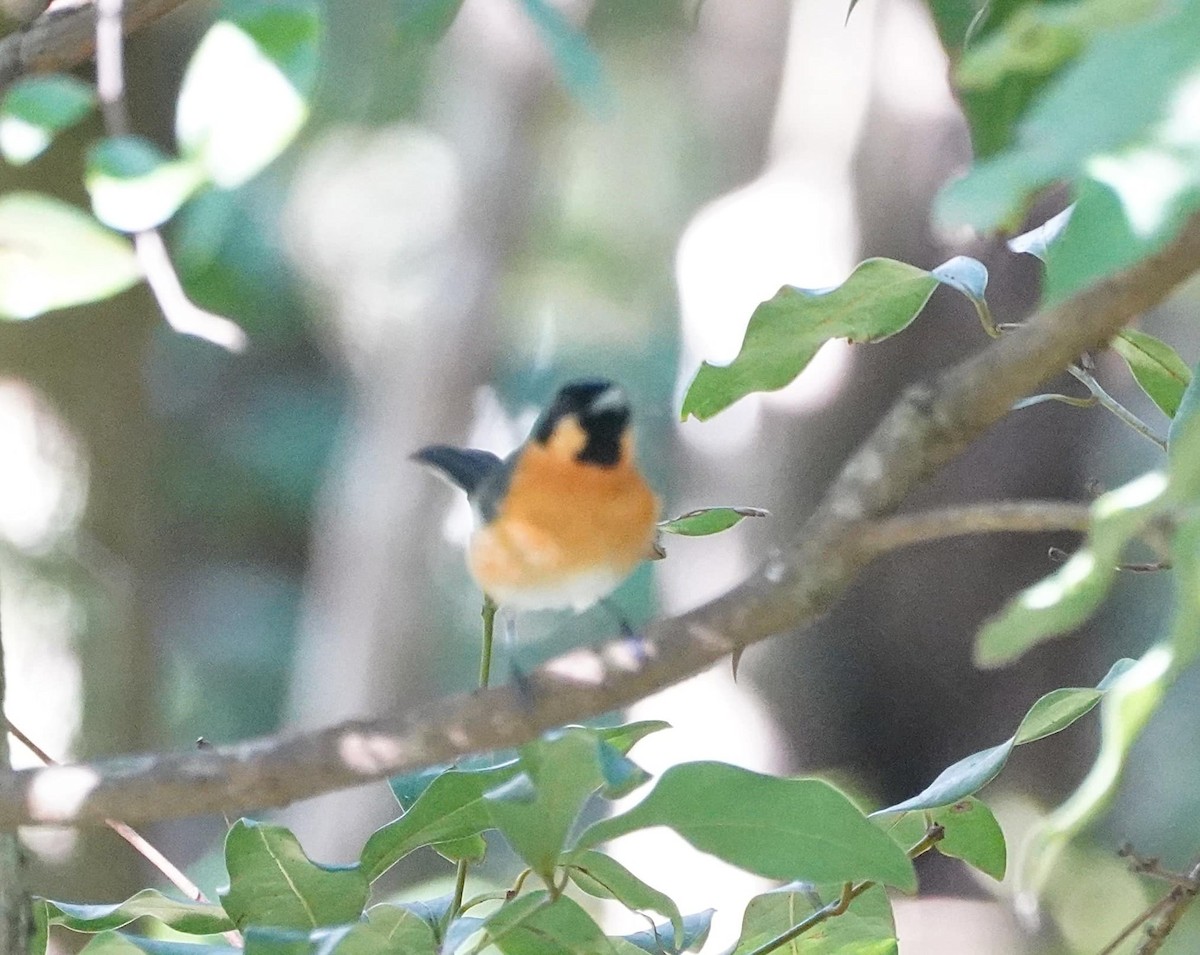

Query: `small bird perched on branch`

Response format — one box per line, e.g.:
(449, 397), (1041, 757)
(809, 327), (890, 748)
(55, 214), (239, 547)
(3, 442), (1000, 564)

(413, 379), (659, 615)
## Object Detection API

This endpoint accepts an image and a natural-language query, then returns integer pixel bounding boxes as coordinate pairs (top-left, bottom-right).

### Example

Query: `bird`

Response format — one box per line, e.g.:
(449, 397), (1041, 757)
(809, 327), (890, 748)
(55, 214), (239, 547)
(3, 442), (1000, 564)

(412, 379), (660, 618)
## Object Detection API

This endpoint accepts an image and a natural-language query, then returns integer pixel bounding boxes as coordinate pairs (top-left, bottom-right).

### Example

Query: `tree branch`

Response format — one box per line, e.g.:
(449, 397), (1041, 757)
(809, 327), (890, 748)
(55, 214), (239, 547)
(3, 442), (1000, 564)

(3, 210), (1200, 827)
(0, 0), (191, 93)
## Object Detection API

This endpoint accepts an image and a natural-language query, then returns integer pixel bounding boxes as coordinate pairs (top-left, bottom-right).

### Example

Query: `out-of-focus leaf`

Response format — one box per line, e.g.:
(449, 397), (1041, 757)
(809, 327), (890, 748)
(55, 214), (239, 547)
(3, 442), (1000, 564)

(951, 0), (1158, 157)
(1012, 391), (1094, 411)
(681, 259), (940, 421)
(575, 762), (916, 891)
(567, 849), (683, 941)
(658, 507), (768, 537)
(79, 934), (237, 955)
(878, 659), (1134, 815)
(939, 0), (1200, 304)
(1168, 358), (1200, 454)
(974, 472), (1168, 666)
(86, 135), (204, 232)
(395, 0), (465, 41)
(0, 74), (94, 164)
(517, 0), (608, 109)
(477, 892), (614, 955)
(176, 0), (319, 188)
(0, 192), (140, 319)
(220, 819), (368, 930)
(1111, 329), (1191, 419)
(1007, 205), (1073, 260)
(732, 883), (896, 955)
(31, 891), (233, 955)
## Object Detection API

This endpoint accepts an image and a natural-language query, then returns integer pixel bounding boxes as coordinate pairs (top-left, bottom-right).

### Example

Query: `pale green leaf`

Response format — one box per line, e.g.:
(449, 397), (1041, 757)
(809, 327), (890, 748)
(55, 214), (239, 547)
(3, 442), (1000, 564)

(0, 74), (94, 164)
(0, 192), (140, 319)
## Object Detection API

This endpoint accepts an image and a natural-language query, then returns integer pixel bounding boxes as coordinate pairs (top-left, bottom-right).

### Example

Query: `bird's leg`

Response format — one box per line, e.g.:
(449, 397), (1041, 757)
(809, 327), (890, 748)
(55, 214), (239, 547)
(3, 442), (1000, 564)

(501, 608), (536, 708)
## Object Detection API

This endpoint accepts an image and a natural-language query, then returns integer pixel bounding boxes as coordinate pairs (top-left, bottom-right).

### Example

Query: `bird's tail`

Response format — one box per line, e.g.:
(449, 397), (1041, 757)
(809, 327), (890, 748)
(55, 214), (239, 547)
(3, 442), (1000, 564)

(411, 445), (503, 494)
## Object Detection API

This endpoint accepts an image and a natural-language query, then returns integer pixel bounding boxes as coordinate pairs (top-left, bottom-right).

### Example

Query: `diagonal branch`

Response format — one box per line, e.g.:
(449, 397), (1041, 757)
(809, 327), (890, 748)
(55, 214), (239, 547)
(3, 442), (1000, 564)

(3, 210), (1200, 828)
(0, 0), (191, 93)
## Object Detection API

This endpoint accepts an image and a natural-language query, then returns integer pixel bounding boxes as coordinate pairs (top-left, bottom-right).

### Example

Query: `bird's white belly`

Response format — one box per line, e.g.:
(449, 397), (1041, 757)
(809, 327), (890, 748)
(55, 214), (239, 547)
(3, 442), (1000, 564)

(489, 564), (626, 612)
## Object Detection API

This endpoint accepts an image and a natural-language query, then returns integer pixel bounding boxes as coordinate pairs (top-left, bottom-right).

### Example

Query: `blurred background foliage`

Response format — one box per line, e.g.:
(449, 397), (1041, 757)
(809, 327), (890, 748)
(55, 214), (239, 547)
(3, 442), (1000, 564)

(0, 0), (1198, 951)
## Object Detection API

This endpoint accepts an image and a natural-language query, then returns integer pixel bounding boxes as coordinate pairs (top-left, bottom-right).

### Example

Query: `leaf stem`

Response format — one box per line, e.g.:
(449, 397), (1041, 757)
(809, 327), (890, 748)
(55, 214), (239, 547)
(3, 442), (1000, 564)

(446, 596), (500, 932)
(1067, 364), (1167, 450)
(740, 825), (944, 955)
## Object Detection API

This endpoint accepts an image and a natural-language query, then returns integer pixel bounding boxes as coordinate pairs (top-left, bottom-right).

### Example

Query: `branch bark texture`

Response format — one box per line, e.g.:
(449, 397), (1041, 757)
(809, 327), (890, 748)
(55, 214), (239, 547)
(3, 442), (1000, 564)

(4, 212), (1200, 827)
(0, 0), (189, 92)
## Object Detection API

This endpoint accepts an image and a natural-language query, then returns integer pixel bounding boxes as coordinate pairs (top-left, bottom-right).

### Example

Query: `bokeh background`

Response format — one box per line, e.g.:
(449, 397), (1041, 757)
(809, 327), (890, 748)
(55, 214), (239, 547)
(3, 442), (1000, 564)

(2, 0), (1199, 952)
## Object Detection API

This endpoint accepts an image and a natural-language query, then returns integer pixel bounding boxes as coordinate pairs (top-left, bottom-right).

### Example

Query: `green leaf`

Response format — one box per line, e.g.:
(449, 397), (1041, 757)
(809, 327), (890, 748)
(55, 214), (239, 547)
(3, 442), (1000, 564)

(79, 934), (238, 955)
(395, 0), (466, 42)
(1110, 329), (1191, 419)
(658, 507), (768, 537)
(732, 883), (897, 955)
(0, 74), (95, 164)
(932, 798), (1007, 880)
(939, 0), (1200, 303)
(878, 659), (1135, 814)
(1022, 645), (1174, 894)
(567, 849), (683, 941)
(361, 903), (439, 952)
(930, 254), (989, 305)
(681, 259), (940, 421)
(32, 890), (233, 955)
(478, 892), (614, 955)
(574, 762), (916, 891)
(974, 471), (1168, 666)
(950, 0), (1159, 158)
(366, 722), (666, 882)
(1007, 204), (1073, 261)
(176, 0), (319, 188)
(233, 922), (419, 955)
(617, 910), (713, 954)
(0, 192), (140, 319)
(220, 819), (369, 930)
(1168, 358), (1200, 455)
(362, 768), (503, 882)
(517, 0), (608, 110)
(485, 729), (617, 885)
(86, 135), (204, 232)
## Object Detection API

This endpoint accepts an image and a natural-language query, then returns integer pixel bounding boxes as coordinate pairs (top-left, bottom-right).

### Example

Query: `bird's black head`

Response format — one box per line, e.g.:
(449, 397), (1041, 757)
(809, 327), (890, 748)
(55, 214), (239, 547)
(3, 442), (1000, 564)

(532, 379), (631, 466)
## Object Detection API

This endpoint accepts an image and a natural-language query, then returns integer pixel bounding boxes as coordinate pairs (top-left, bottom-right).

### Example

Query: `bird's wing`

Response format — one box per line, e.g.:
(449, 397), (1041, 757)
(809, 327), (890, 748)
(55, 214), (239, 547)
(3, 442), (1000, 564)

(411, 445), (504, 495)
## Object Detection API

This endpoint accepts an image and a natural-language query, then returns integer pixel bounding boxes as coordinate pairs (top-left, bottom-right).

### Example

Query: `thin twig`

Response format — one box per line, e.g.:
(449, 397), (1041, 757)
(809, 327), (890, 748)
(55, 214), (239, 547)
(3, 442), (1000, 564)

(856, 500), (1092, 554)
(1136, 860), (1200, 955)
(6, 719), (244, 949)
(1096, 893), (1176, 955)
(1068, 364), (1167, 450)
(93, 0), (247, 352)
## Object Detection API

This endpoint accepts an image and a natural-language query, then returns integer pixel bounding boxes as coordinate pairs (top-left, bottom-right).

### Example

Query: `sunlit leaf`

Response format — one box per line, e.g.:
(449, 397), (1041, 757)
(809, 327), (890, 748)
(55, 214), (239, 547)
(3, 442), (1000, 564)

(0, 192), (140, 319)
(974, 471), (1168, 666)
(0, 74), (94, 164)
(682, 259), (940, 421)
(732, 883), (896, 955)
(86, 135), (204, 232)
(658, 507), (768, 537)
(221, 819), (368, 930)
(575, 762), (916, 891)
(79, 933), (237, 955)
(877, 659), (1134, 815)
(1007, 205), (1074, 260)
(931, 254), (989, 304)
(176, 0), (319, 188)
(1111, 329), (1191, 419)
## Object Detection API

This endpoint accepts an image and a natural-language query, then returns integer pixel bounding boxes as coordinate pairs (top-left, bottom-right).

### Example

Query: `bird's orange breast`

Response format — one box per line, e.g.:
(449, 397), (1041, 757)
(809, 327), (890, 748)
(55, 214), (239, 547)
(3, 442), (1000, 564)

(467, 433), (658, 609)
